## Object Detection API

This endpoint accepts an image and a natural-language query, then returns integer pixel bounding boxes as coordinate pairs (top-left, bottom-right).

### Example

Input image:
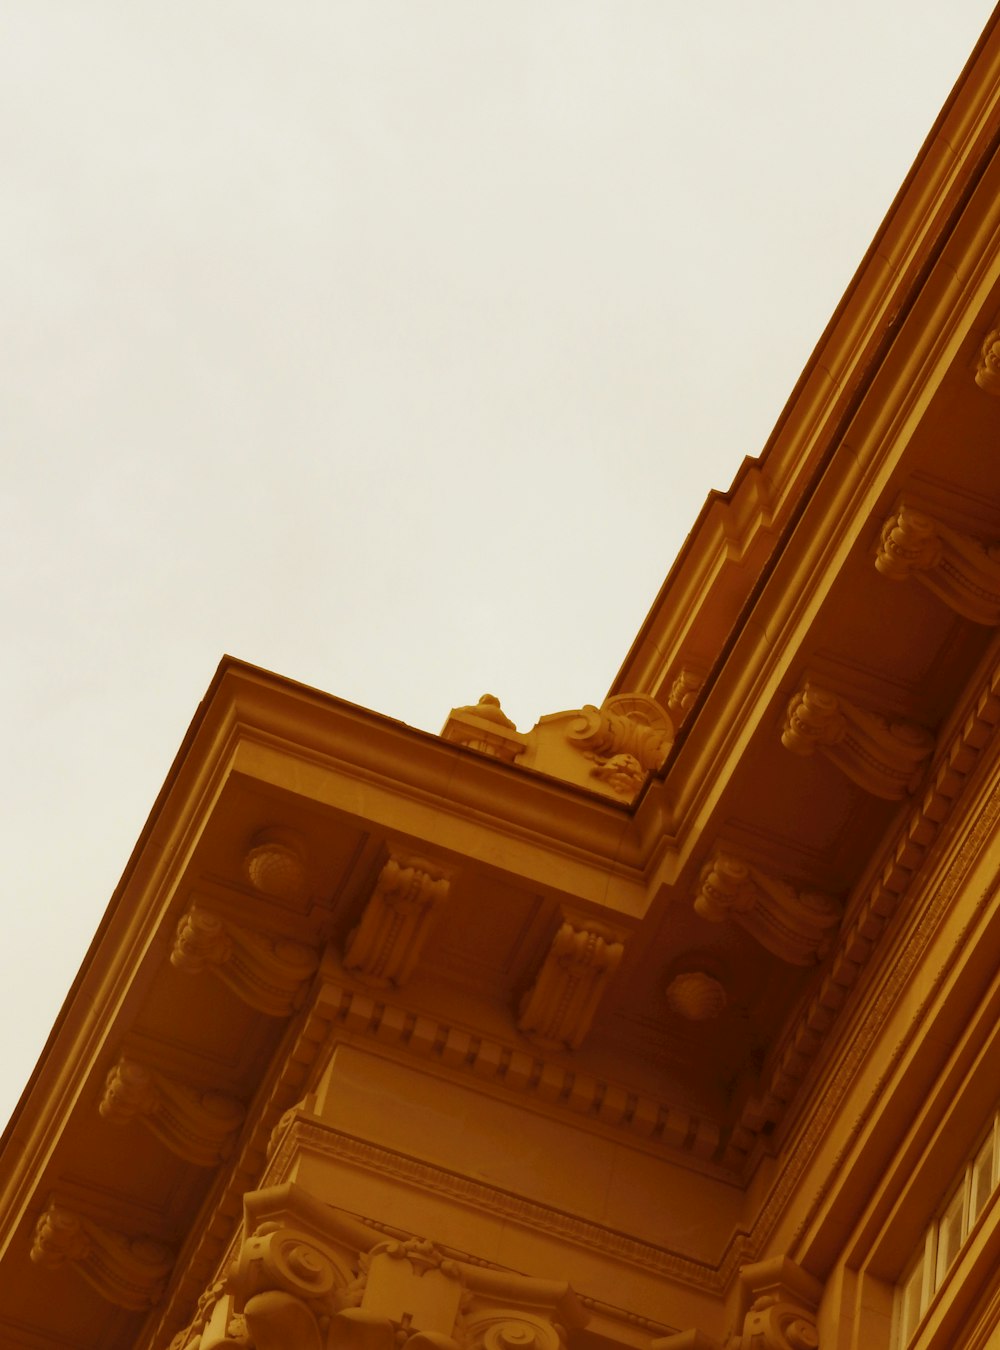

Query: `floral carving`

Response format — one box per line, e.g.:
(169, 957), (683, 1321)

(665, 971), (727, 1020)
(518, 915), (625, 1050)
(170, 904), (320, 1016)
(876, 504), (1000, 625)
(344, 855), (451, 987)
(781, 683), (934, 799)
(99, 1056), (245, 1166)
(30, 1203), (174, 1310)
(695, 852), (840, 966)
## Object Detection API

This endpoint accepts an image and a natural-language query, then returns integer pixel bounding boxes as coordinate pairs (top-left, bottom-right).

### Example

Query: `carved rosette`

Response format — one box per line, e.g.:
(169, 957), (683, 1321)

(30, 1203), (174, 1310)
(567, 694), (674, 782)
(244, 827), (308, 901)
(518, 916), (625, 1050)
(170, 904), (320, 1016)
(695, 852), (840, 966)
(975, 327), (1000, 394)
(99, 1056), (245, 1166)
(876, 504), (1000, 625)
(781, 683), (933, 799)
(344, 855), (451, 988)
(665, 970), (728, 1020)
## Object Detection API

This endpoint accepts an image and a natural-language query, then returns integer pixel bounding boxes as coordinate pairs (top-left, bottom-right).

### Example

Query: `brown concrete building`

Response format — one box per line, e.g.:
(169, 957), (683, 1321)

(5, 14), (1000, 1350)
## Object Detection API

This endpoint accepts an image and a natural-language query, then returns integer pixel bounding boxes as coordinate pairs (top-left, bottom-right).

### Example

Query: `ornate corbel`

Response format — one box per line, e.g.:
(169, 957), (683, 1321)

(567, 694), (674, 781)
(875, 504), (1000, 625)
(667, 670), (704, 725)
(975, 327), (1000, 394)
(98, 1055), (245, 1166)
(694, 852), (840, 966)
(781, 683), (933, 799)
(344, 854), (451, 988)
(517, 913), (625, 1050)
(29, 1203), (174, 1310)
(441, 695), (528, 764)
(732, 1257), (821, 1350)
(170, 904), (320, 1016)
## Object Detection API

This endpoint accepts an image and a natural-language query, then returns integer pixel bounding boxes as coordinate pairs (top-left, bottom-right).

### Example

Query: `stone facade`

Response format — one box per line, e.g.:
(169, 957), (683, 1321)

(5, 15), (1000, 1350)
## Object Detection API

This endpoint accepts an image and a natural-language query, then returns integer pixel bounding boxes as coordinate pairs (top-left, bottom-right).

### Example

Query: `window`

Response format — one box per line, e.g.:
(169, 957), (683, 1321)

(895, 1115), (1000, 1346)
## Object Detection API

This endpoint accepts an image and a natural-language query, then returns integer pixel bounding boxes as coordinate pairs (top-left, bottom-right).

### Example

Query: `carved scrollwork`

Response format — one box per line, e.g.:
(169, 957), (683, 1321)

(567, 694), (674, 774)
(781, 683), (934, 799)
(876, 504), (1000, 625)
(517, 915), (625, 1050)
(344, 855), (451, 988)
(99, 1056), (245, 1166)
(467, 1313), (565, 1350)
(29, 1203), (174, 1310)
(694, 852), (840, 966)
(170, 904), (320, 1016)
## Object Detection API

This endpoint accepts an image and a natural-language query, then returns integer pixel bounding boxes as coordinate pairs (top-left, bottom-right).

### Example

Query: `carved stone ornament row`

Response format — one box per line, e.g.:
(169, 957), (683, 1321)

(654, 1257), (821, 1350)
(166, 1182), (587, 1350)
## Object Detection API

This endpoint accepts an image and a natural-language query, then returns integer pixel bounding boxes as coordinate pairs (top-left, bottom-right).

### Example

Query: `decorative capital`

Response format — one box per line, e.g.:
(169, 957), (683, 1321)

(733, 1258), (821, 1350)
(694, 852), (840, 966)
(975, 327), (1000, 394)
(876, 504), (1000, 625)
(99, 1055), (245, 1166)
(344, 854), (451, 988)
(170, 904), (320, 1016)
(30, 1203), (173, 1310)
(518, 914), (625, 1050)
(782, 683), (933, 799)
(441, 695), (528, 764)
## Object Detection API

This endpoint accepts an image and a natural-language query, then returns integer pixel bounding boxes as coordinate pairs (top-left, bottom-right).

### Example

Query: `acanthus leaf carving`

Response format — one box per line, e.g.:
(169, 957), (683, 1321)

(875, 503), (1000, 625)
(517, 913), (626, 1050)
(29, 1202), (174, 1310)
(694, 852), (840, 966)
(344, 854), (451, 988)
(99, 1055), (245, 1166)
(170, 904), (320, 1016)
(781, 682), (934, 799)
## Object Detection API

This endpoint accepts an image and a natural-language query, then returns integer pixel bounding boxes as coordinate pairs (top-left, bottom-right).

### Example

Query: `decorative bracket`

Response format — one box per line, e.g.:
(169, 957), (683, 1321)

(99, 1055), (245, 1166)
(170, 904), (320, 1016)
(694, 852), (840, 966)
(781, 683), (933, 799)
(29, 1203), (174, 1310)
(517, 913), (626, 1050)
(344, 854), (451, 988)
(876, 503), (1000, 625)
(975, 327), (1000, 394)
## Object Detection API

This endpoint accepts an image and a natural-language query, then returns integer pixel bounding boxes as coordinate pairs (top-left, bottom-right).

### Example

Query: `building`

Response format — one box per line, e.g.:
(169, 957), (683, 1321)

(4, 15), (1000, 1350)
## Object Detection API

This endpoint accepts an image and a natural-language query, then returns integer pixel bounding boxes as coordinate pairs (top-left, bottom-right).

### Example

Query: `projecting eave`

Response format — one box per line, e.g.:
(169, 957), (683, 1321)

(610, 7), (1000, 718)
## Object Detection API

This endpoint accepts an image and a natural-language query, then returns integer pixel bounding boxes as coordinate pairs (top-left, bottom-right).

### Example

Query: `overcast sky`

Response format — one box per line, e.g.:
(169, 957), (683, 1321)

(2, 2), (996, 1131)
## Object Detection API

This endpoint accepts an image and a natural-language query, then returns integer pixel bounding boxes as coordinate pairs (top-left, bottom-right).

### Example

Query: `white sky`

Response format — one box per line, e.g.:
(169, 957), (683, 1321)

(2, 2), (996, 1131)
